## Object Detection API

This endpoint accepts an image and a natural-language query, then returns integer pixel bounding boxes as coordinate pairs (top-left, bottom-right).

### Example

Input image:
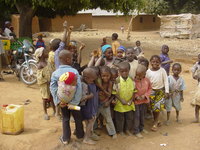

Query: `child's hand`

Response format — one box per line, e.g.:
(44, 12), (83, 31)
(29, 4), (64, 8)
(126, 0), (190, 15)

(180, 98), (184, 102)
(59, 102), (68, 108)
(104, 90), (111, 97)
(121, 99), (127, 105)
(63, 21), (67, 28)
(79, 43), (86, 51)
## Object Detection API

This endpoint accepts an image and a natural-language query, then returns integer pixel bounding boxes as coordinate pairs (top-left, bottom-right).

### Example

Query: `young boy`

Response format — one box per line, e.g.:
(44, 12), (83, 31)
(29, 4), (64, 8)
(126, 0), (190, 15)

(126, 47), (138, 80)
(165, 63), (185, 125)
(134, 65), (152, 138)
(160, 45), (173, 76)
(35, 34), (46, 49)
(111, 33), (120, 56)
(113, 62), (135, 136)
(50, 50), (84, 145)
(134, 40), (143, 57)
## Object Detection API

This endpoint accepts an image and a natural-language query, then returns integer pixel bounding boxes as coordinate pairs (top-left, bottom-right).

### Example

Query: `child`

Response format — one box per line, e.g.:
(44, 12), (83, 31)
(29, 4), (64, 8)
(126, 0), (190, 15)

(160, 45), (173, 76)
(97, 66), (117, 139)
(101, 37), (107, 47)
(120, 26), (125, 34)
(134, 64), (152, 138)
(35, 47), (56, 120)
(191, 54), (200, 123)
(81, 68), (98, 145)
(96, 44), (116, 68)
(50, 50), (84, 145)
(0, 28), (9, 81)
(111, 33), (120, 56)
(146, 55), (169, 131)
(126, 47), (138, 80)
(134, 40), (144, 58)
(191, 54), (200, 82)
(138, 57), (149, 69)
(165, 63), (185, 125)
(35, 34), (45, 49)
(113, 62), (135, 136)
(116, 46), (126, 59)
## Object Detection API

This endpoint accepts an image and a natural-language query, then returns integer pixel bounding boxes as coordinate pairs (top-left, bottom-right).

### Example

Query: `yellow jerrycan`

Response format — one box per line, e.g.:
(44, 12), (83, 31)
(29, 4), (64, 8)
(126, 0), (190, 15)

(0, 104), (24, 135)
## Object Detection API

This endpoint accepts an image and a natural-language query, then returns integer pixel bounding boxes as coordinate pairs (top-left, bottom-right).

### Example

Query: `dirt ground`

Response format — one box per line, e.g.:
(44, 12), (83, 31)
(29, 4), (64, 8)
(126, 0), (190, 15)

(0, 30), (200, 150)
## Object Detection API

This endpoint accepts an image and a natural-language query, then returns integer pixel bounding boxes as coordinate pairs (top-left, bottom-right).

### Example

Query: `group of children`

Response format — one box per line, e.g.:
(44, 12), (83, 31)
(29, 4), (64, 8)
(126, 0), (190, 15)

(34, 21), (200, 146)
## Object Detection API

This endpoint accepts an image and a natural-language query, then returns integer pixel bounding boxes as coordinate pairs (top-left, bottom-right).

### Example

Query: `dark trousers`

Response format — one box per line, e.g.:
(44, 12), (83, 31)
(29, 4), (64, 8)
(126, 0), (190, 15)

(61, 107), (84, 141)
(134, 104), (146, 134)
(115, 111), (134, 132)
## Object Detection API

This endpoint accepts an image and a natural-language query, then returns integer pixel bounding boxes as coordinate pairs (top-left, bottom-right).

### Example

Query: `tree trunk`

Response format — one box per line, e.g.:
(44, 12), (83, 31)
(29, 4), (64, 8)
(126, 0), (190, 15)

(15, 3), (36, 38)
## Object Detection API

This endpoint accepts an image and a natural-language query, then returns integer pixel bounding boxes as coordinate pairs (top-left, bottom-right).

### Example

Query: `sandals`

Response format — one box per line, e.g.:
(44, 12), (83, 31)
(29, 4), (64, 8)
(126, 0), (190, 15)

(151, 125), (158, 132)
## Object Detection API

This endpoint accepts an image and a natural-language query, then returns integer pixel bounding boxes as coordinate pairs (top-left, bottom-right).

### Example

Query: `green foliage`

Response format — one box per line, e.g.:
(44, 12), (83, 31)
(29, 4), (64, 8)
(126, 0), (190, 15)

(142, 0), (169, 15)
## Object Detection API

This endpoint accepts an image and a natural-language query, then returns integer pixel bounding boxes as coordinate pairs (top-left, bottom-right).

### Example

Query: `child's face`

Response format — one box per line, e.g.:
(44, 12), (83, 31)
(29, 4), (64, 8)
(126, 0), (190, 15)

(117, 49), (124, 58)
(172, 65), (181, 76)
(119, 68), (130, 80)
(126, 49), (135, 62)
(150, 57), (160, 70)
(136, 41), (141, 47)
(104, 48), (113, 60)
(111, 73), (118, 82)
(38, 36), (42, 40)
(162, 47), (169, 55)
(83, 72), (97, 84)
(101, 72), (111, 83)
(69, 46), (77, 54)
(103, 38), (106, 42)
(135, 71), (146, 80)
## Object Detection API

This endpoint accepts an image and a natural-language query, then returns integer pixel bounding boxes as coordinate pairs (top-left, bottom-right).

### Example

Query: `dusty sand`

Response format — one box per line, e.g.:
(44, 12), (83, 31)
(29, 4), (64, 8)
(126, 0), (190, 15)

(0, 30), (200, 150)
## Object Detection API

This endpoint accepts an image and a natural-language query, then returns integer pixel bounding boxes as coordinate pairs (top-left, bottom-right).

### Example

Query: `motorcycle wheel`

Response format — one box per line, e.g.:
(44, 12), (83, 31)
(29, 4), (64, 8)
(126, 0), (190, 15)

(20, 62), (37, 85)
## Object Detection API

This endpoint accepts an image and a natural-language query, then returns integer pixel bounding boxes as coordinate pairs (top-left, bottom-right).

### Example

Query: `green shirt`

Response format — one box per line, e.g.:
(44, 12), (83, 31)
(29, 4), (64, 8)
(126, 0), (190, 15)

(113, 77), (135, 112)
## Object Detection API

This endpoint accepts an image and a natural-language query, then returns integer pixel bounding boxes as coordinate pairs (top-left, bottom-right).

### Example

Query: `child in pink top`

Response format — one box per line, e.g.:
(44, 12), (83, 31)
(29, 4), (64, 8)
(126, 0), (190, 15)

(134, 64), (152, 138)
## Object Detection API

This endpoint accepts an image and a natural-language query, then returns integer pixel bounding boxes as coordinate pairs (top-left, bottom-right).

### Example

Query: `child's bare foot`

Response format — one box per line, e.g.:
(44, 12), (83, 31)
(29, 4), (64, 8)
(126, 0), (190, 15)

(165, 120), (170, 126)
(83, 139), (96, 145)
(176, 119), (182, 124)
(141, 129), (149, 134)
(91, 133), (100, 141)
(44, 114), (50, 120)
(112, 134), (117, 139)
(125, 130), (133, 136)
(135, 133), (143, 138)
(59, 136), (69, 145)
(119, 132), (125, 136)
(191, 120), (199, 123)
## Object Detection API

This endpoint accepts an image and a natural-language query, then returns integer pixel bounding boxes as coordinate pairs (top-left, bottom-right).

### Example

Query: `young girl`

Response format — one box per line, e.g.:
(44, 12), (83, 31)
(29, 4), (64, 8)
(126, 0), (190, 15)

(146, 55), (169, 131)
(113, 62), (135, 136)
(160, 45), (173, 76)
(97, 66), (117, 139)
(134, 40), (144, 58)
(191, 54), (200, 123)
(35, 47), (56, 120)
(81, 68), (98, 145)
(111, 33), (120, 56)
(165, 63), (185, 125)
(126, 47), (138, 80)
(95, 44), (116, 68)
(134, 64), (152, 138)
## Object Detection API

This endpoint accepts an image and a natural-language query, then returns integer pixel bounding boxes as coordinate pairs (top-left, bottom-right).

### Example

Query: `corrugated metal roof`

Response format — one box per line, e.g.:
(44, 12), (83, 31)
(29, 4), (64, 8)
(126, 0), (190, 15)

(78, 8), (138, 16)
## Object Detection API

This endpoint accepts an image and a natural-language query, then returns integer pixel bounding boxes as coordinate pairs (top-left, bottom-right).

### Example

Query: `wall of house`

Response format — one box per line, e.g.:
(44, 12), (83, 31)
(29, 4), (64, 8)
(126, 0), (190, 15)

(132, 15), (160, 31)
(49, 14), (92, 32)
(92, 16), (132, 30)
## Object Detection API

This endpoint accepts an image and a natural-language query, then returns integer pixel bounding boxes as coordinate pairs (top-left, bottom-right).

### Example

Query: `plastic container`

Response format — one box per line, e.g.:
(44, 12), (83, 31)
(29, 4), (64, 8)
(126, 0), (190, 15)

(1, 40), (10, 50)
(0, 104), (24, 135)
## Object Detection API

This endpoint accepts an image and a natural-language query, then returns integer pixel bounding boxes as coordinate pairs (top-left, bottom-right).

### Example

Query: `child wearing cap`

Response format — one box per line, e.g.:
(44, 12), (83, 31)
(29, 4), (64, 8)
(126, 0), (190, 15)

(116, 46), (126, 59)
